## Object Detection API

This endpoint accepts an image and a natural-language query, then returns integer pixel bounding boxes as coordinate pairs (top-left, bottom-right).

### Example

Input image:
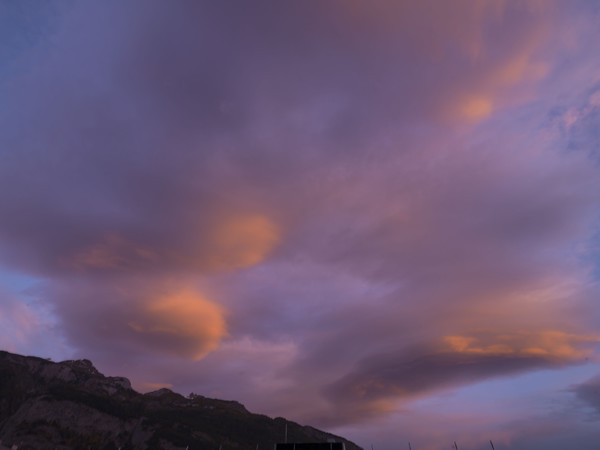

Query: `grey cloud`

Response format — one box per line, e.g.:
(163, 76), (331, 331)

(573, 375), (600, 414)
(322, 348), (560, 426)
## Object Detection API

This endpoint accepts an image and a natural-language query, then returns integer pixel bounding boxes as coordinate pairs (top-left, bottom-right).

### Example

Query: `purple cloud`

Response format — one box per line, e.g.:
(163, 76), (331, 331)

(1, 1), (600, 448)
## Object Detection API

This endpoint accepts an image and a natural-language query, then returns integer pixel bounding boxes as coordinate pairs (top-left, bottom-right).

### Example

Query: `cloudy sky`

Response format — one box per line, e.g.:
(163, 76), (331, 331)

(1, 1), (600, 448)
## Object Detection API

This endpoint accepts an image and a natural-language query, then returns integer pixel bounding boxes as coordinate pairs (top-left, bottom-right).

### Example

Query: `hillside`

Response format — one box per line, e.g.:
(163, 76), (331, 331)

(0, 351), (361, 450)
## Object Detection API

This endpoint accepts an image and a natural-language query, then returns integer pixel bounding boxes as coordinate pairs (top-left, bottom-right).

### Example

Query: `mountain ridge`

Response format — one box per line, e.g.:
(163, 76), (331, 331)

(0, 350), (362, 450)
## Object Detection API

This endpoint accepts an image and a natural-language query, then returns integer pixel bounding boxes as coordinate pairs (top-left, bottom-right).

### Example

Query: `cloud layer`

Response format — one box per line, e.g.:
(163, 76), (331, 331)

(1, 1), (600, 448)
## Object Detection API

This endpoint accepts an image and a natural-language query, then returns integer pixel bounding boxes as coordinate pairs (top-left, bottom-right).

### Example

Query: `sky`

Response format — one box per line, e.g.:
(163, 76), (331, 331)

(1, 0), (600, 449)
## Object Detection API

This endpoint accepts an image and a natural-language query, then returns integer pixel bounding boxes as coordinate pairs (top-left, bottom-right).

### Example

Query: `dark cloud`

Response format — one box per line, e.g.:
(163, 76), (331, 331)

(573, 375), (600, 414)
(324, 347), (566, 425)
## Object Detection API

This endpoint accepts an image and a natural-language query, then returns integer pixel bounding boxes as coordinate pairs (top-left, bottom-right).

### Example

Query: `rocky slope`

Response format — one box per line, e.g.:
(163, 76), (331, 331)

(0, 351), (361, 450)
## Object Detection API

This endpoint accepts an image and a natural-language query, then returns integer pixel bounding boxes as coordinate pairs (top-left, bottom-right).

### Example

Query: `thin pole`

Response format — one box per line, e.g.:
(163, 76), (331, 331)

(490, 440), (495, 450)
(453, 442), (458, 450)
(408, 442), (412, 450)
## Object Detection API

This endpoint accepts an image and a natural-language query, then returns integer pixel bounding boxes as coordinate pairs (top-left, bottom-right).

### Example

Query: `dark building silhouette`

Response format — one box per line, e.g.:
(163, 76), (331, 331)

(276, 443), (345, 450)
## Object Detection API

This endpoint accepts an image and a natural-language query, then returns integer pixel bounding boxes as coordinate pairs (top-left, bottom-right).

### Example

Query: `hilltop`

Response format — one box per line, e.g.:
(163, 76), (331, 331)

(0, 350), (361, 450)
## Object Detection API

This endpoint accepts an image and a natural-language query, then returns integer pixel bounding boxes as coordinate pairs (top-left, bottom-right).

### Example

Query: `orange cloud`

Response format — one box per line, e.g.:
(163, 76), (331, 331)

(459, 96), (494, 120)
(63, 213), (280, 274)
(206, 213), (280, 271)
(128, 289), (228, 360)
(429, 1), (553, 122)
(491, 54), (548, 87)
(450, 39), (550, 122)
(443, 330), (600, 361)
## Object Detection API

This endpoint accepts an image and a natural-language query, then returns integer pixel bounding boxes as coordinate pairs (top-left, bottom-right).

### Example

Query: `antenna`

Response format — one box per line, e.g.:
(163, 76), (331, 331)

(285, 423), (288, 444)
(453, 442), (458, 450)
(490, 440), (495, 450)
(408, 442), (412, 450)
